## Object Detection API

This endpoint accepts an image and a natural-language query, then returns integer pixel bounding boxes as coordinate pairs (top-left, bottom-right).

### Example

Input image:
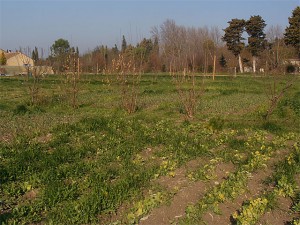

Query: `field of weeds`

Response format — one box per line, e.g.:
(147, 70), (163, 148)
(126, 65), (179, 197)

(0, 74), (299, 224)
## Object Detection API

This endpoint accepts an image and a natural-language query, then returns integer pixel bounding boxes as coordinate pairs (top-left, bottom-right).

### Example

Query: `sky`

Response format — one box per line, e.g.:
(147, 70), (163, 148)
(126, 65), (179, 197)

(0, 0), (299, 56)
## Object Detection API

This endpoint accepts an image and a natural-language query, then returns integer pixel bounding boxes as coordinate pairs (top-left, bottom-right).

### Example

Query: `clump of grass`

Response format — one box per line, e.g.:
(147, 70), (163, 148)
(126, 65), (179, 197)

(209, 116), (225, 130)
(13, 104), (29, 115)
(261, 121), (282, 133)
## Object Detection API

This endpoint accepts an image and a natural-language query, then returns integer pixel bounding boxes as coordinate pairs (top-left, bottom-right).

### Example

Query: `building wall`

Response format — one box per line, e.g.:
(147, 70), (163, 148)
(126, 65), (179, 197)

(6, 53), (34, 67)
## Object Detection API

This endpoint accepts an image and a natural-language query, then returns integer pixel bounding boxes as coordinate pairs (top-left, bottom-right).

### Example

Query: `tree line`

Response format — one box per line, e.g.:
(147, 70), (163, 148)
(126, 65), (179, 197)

(7, 6), (298, 74)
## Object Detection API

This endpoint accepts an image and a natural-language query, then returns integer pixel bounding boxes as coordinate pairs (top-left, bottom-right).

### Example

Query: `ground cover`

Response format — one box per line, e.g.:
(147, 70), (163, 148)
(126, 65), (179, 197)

(0, 74), (299, 224)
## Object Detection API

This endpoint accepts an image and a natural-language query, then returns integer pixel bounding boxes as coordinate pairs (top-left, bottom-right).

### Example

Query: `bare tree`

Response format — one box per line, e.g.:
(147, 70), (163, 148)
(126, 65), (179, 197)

(263, 77), (294, 120)
(111, 53), (140, 114)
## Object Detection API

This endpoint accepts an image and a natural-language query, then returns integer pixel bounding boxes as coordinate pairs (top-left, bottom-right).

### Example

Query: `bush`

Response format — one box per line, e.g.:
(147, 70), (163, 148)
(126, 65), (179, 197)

(209, 116), (225, 130)
(286, 64), (296, 74)
(13, 104), (29, 115)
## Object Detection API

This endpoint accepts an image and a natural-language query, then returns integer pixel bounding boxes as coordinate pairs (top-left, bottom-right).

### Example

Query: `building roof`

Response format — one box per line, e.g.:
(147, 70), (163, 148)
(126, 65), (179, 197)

(5, 52), (20, 60)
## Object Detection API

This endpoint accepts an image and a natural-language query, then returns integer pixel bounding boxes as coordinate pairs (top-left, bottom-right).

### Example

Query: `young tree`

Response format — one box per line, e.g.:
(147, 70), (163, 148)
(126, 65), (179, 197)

(222, 19), (246, 73)
(266, 25), (283, 69)
(50, 38), (70, 73)
(284, 6), (300, 58)
(0, 52), (6, 65)
(245, 15), (267, 73)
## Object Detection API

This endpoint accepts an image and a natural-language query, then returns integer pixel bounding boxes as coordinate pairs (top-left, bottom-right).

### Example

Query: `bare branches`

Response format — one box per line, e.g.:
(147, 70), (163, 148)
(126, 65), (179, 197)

(263, 77), (294, 120)
(112, 54), (140, 114)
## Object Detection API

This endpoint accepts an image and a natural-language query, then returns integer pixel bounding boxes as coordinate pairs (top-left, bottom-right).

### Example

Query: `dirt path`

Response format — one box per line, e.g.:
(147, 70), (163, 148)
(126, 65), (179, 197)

(202, 165), (274, 225)
(139, 160), (235, 225)
(202, 149), (294, 225)
(140, 146), (297, 225)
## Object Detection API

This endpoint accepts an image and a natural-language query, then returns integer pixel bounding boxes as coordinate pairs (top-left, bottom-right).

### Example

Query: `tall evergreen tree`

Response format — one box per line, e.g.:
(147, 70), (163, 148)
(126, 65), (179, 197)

(122, 35), (127, 53)
(284, 6), (300, 58)
(112, 44), (119, 55)
(76, 47), (79, 57)
(219, 54), (227, 68)
(0, 52), (7, 65)
(245, 15), (267, 73)
(32, 47), (39, 62)
(222, 19), (246, 73)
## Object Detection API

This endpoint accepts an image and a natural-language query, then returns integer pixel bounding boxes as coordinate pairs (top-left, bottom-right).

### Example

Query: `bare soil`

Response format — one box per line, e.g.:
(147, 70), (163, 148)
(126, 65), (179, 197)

(140, 160), (235, 225)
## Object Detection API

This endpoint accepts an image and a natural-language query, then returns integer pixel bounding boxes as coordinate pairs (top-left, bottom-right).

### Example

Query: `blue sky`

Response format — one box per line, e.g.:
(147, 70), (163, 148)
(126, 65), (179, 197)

(0, 0), (299, 55)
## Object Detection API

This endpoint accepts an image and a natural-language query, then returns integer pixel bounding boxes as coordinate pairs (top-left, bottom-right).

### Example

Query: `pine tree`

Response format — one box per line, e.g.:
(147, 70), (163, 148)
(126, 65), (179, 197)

(35, 47), (39, 61)
(32, 47), (39, 62)
(245, 15), (267, 73)
(219, 54), (227, 68)
(76, 47), (79, 57)
(32, 50), (36, 62)
(284, 6), (300, 58)
(222, 19), (246, 73)
(122, 35), (127, 53)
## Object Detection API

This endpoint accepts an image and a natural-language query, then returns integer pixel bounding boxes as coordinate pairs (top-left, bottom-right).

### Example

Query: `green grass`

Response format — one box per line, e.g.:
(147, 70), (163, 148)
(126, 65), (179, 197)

(0, 74), (299, 224)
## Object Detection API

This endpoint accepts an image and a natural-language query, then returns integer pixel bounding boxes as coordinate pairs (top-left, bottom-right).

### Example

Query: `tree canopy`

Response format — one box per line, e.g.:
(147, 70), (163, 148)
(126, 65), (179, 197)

(284, 6), (300, 57)
(245, 15), (267, 57)
(222, 19), (245, 57)
(50, 38), (70, 57)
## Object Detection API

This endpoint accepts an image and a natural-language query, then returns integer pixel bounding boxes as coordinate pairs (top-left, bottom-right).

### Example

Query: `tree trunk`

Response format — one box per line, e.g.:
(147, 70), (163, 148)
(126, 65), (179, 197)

(253, 56), (256, 73)
(238, 54), (243, 73)
(213, 55), (216, 80)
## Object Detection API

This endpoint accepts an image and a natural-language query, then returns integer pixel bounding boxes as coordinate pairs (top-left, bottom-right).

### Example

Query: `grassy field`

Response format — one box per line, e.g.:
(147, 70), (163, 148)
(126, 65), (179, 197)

(0, 74), (299, 224)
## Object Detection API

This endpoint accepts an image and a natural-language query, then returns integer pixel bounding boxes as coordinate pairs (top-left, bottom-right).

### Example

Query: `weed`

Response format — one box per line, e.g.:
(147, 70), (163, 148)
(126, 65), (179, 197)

(209, 116), (225, 130)
(13, 104), (29, 115)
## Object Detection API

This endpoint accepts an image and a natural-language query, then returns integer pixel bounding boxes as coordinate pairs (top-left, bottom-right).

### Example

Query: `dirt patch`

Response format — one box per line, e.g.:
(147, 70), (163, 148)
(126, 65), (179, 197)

(139, 180), (206, 225)
(0, 134), (14, 144)
(34, 133), (52, 143)
(202, 150), (287, 225)
(202, 166), (274, 225)
(98, 201), (131, 225)
(140, 161), (235, 225)
(22, 189), (39, 201)
(155, 158), (205, 191)
(259, 196), (298, 225)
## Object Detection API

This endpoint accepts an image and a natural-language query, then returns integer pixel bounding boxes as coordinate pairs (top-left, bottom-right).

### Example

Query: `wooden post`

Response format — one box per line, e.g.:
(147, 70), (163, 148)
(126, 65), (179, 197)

(77, 57), (80, 79)
(213, 55), (216, 80)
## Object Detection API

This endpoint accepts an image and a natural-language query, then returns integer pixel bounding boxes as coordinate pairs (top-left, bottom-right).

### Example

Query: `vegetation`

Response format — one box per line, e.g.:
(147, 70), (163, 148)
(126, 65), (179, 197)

(284, 6), (300, 57)
(222, 18), (246, 73)
(0, 73), (299, 224)
(0, 52), (7, 66)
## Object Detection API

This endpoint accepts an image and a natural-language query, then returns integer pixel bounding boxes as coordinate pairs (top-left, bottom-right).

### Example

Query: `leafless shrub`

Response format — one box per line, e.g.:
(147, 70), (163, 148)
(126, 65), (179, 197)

(263, 76), (294, 120)
(111, 54), (141, 114)
(64, 52), (80, 109)
(173, 55), (204, 119)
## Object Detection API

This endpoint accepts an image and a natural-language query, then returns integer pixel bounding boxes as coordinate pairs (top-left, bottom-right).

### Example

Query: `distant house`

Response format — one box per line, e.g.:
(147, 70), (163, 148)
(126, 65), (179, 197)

(0, 49), (34, 67)
(5, 52), (34, 67)
(0, 49), (54, 75)
(288, 58), (300, 66)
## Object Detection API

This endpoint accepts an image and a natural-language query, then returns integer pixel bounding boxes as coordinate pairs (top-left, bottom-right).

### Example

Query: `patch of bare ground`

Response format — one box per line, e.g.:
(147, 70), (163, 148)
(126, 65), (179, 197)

(202, 149), (291, 225)
(98, 202), (131, 225)
(0, 134), (14, 144)
(202, 166), (274, 225)
(139, 160), (235, 225)
(259, 196), (299, 225)
(34, 133), (52, 144)
(22, 189), (39, 201)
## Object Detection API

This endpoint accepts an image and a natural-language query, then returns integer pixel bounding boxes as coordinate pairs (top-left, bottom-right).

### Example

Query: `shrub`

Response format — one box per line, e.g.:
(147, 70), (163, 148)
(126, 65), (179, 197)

(286, 64), (296, 73)
(13, 104), (29, 115)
